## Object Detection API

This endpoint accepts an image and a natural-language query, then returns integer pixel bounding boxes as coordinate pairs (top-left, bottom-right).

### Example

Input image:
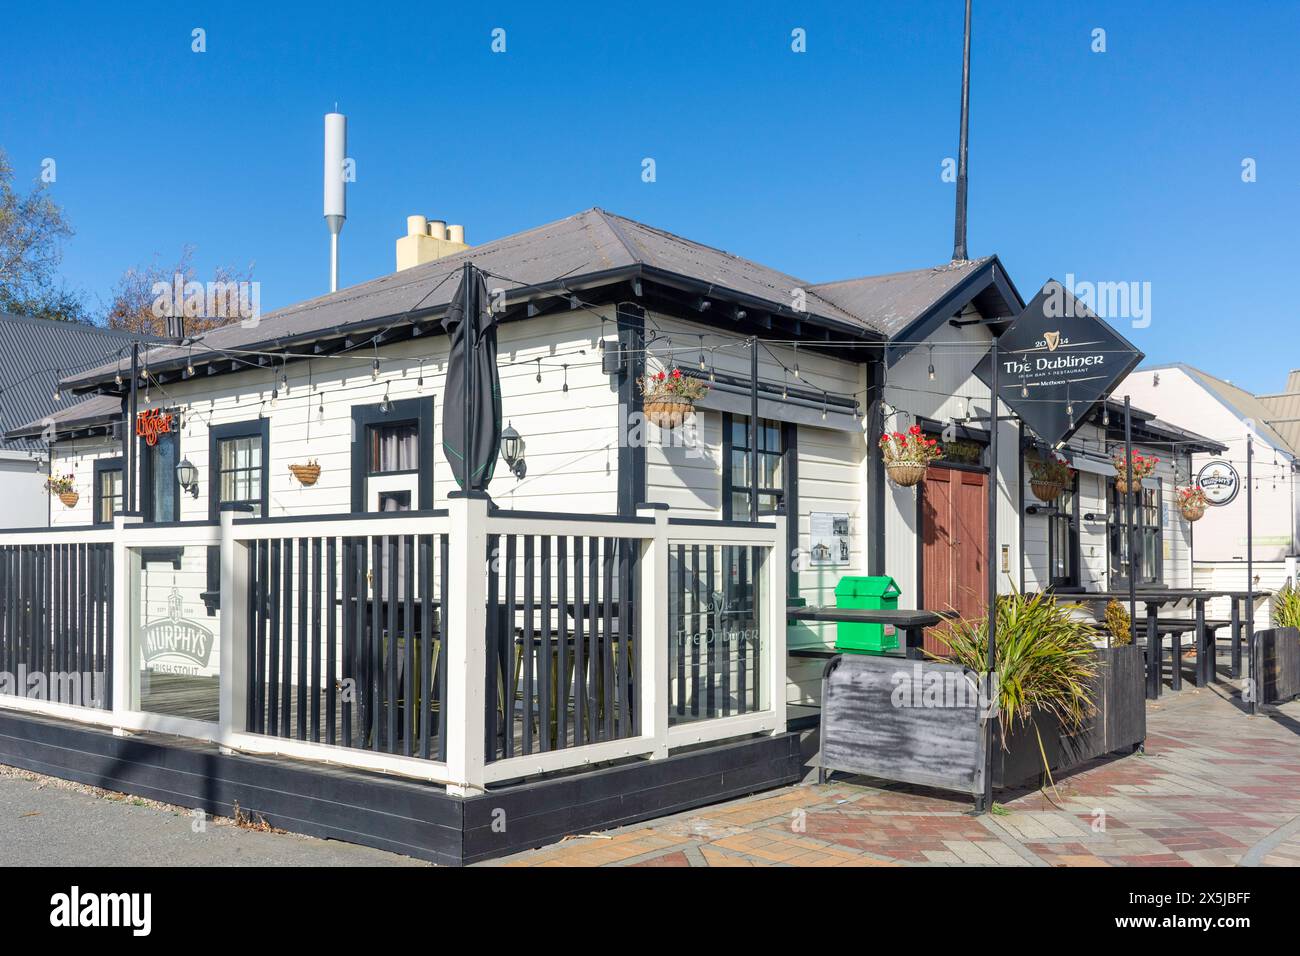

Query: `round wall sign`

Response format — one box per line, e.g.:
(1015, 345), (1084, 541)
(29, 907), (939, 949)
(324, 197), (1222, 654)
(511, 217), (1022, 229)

(1196, 460), (1240, 506)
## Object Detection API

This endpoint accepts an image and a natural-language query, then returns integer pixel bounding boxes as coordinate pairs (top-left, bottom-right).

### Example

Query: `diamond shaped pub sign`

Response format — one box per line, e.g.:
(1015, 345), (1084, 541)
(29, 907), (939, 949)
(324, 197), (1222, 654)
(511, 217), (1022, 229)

(974, 280), (1144, 446)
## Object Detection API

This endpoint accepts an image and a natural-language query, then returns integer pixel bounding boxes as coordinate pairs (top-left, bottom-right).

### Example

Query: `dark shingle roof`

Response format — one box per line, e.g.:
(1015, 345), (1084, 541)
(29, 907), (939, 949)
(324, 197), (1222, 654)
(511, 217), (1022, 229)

(808, 257), (995, 337)
(0, 314), (140, 451)
(63, 208), (883, 393)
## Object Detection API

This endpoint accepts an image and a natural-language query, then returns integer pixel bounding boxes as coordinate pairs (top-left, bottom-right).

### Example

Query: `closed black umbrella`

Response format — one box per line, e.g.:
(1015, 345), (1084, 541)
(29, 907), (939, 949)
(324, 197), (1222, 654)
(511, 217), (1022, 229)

(442, 263), (501, 491)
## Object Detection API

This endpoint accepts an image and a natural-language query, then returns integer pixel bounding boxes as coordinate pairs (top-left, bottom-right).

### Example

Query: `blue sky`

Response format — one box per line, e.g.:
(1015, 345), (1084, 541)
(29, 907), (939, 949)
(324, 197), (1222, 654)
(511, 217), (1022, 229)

(2, 0), (1297, 393)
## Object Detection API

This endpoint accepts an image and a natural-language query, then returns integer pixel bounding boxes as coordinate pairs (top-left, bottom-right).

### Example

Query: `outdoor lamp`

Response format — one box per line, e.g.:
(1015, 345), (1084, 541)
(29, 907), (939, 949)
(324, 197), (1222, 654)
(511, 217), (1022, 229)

(176, 458), (199, 497)
(501, 422), (526, 479)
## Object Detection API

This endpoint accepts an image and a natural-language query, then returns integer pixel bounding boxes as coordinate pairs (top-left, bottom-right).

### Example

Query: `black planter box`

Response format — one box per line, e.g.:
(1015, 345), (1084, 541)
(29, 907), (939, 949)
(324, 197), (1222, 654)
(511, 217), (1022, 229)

(993, 644), (1145, 789)
(1252, 626), (1300, 705)
(819, 645), (1148, 801)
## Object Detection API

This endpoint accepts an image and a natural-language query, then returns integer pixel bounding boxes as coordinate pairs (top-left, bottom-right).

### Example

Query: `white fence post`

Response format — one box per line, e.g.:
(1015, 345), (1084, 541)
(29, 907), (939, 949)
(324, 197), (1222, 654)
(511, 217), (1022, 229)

(768, 513), (788, 732)
(444, 493), (489, 794)
(110, 514), (142, 720)
(638, 505), (670, 758)
(218, 509), (248, 742)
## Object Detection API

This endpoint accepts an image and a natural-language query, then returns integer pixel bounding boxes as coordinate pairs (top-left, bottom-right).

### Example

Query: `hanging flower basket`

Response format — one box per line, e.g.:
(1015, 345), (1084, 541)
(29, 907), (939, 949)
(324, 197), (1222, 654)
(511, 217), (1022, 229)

(638, 367), (708, 430)
(1112, 451), (1158, 495)
(1027, 452), (1075, 503)
(1030, 479), (1062, 503)
(289, 461), (321, 486)
(885, 461), (928, 487)
(1177, 486), (1208, 522)
(644, 397), (695, 429)
(881, 425), (943, 488)
(45, 473), (77, 508)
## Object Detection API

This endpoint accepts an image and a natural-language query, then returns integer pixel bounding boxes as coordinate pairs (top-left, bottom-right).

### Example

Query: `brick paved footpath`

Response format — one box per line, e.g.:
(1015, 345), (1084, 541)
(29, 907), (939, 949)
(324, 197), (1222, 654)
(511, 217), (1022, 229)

(489, 684), (1300, 867)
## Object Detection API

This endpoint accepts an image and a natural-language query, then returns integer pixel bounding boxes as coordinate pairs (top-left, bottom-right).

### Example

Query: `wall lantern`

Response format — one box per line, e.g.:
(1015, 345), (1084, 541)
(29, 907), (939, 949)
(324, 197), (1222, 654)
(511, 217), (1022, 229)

(176, 458), (199, 497)
(501, 422), (527, 479)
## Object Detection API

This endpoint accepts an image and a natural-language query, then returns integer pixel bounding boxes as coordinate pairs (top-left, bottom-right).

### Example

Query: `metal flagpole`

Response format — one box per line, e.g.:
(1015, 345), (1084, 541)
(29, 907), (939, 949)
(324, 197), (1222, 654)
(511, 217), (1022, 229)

(1247, 432), (1256, 715)
(750, 336), (759, 522)
(980, 337), (998, 814)
(127, 342), (139, 514)
(1124, 397), (1143, 697)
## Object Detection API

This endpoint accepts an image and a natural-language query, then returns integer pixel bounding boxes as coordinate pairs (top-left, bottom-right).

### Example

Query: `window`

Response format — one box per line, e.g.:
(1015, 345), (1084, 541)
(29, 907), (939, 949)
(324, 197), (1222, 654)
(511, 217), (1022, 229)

(1109, 477), (1163, 586)
(217, 435), (264, 515)
(93, 458), (124, 526)
(369, 423), (418, 474)
(724, 415), (785, 518)
(1048, 474), (1079, 587)
(209, 421), (269, 519)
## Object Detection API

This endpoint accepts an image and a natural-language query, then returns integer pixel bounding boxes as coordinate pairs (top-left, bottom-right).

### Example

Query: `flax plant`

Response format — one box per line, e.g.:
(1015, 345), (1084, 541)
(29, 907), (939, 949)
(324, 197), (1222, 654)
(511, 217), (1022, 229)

(928, 588), (1101, 748)
(1274, 582), (1300, 630)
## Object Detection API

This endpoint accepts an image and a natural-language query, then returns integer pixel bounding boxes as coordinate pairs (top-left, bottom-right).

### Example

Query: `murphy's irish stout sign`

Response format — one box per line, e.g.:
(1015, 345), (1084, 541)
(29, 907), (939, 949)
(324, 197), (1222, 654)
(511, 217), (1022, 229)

(975, 280), (1143, 446)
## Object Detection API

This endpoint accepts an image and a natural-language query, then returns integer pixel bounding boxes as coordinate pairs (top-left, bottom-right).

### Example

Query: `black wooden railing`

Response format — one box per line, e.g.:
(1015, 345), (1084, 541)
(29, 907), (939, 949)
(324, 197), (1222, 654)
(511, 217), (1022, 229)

(484, 534), (641, 762)
(245, 532), (449, 760)
(0, 543), (113, 709)
(669, 544), (763, 724)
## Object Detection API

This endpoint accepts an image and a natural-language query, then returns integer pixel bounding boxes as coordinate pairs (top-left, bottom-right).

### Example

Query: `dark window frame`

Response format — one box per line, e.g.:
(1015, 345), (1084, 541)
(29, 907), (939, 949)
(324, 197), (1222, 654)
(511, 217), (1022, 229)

(208, 419), (271, 521)
(92, 456), (124, 527)
(1047, 472), (1081, 588)
(350, 397), (435, 512)
(1108, 476), (1164, 587)
(721, 413), (798, 599)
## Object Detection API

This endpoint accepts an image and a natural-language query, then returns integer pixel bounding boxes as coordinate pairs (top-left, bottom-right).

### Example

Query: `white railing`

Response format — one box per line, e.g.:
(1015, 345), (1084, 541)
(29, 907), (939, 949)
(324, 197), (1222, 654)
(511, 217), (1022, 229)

(0, 501), (787, 795)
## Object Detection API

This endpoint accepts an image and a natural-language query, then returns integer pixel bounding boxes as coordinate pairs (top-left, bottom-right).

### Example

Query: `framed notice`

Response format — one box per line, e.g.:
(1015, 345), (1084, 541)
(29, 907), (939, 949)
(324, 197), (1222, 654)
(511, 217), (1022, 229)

(810, 512), (850, 566)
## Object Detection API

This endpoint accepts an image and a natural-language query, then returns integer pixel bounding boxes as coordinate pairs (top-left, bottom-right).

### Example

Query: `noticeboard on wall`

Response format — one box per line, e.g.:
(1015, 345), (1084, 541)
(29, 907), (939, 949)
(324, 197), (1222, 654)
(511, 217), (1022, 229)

(810, 512), (850, 566)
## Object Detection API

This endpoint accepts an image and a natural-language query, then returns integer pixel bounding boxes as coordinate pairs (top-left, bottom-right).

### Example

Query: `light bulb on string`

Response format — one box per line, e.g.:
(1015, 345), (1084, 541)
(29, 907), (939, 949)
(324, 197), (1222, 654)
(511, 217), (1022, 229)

(371, 356), (380, 382)
(416, 360), (424, 394)
(1020, 379), (1028, 399)
(562, 364), (569, 394)
(698, 336), (707, 371)
(53, 370), (61, 402)
(380, 383), (391, 414)
(927, 346), (935, 382)
(535, 358), (542, 383)
(821, 393), (828, 421)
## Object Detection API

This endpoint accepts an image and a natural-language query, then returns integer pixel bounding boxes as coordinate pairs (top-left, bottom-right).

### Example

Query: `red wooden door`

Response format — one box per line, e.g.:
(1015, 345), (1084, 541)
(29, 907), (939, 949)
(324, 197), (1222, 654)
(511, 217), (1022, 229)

(920, 466), (987, 656)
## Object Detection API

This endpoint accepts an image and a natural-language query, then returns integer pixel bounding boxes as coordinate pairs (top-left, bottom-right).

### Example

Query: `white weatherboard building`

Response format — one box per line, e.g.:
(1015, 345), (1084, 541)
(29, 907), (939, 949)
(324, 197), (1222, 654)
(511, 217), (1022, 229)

(0, 208), (1225, 861)
(10, 209), (1222, 705)
(1120, 364), (1300, 624)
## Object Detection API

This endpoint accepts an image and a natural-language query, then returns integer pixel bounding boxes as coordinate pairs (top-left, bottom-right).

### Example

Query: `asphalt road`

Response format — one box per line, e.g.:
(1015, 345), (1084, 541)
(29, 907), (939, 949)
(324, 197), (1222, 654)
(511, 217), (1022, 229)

(0, 767), (427, 867)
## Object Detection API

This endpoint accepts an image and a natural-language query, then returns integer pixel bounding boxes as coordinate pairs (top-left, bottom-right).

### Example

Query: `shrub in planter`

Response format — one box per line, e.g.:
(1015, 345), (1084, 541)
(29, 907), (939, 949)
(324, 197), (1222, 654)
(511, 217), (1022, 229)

(1112, 450), (1158, 494)
(880, 425), (943, 487)
(639, 368), (709, 429)
(1027, 452), (1075, 503)
(928, 589), (1100, 754)
(1104, 599), (1133, 646)
(1274, 582), (1300, 630)
(1176, 485), (1208, 522)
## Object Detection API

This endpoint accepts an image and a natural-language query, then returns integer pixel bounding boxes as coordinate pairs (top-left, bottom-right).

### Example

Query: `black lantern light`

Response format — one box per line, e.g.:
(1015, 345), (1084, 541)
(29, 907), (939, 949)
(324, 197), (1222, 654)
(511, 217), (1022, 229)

(176, 457), (199, 497)
(501, 422), (526, 479)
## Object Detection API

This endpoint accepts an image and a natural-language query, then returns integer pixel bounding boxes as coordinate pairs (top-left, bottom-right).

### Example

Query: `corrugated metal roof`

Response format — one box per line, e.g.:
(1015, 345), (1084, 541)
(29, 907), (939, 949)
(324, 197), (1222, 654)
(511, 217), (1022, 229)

(62, 208), (966, 393)
(1258, 369), (1300, 456)
(5, 393), (123, 442)
(0, 314), (140, 452)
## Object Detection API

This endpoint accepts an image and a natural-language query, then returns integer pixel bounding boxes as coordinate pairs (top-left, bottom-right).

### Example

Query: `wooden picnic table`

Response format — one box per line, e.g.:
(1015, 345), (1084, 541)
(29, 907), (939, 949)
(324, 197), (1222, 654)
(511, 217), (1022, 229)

(787, 606), (949, 659)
